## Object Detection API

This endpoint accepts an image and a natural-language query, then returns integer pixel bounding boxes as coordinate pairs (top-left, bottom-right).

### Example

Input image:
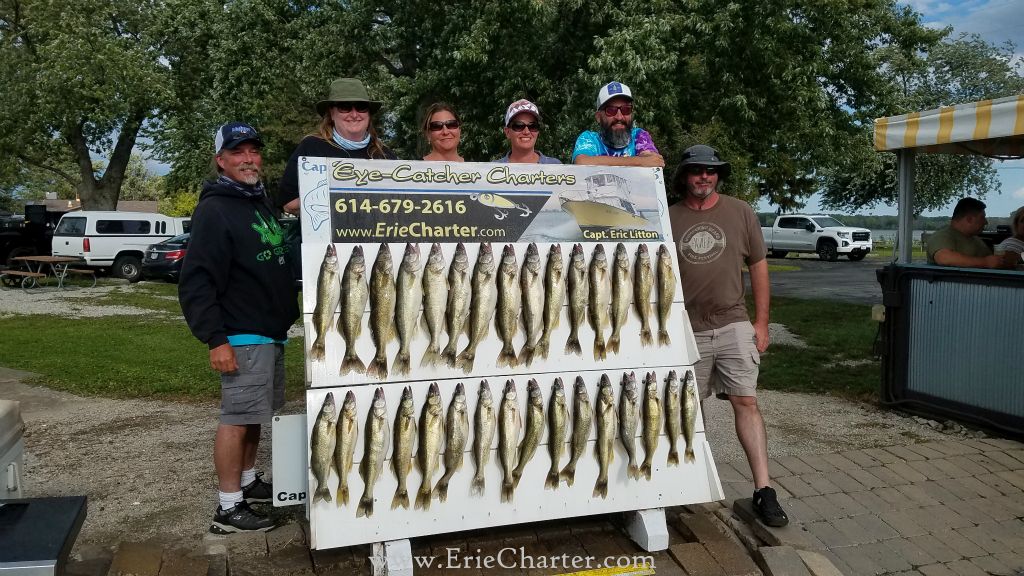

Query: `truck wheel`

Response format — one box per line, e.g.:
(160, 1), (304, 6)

(769, 250), (789, 259)
(6, 245), (36, 267)
(847, 252), (867, 262)
(817, 241), (838, 262)
(115, 255), (143, 283)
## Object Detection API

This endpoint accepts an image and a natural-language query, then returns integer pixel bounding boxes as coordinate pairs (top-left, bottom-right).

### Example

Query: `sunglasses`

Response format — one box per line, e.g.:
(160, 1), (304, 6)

(428, 119), (461, 132)
(685, 166), (718, 176)
(508, 121), (540, 133)
(333, 102), (370, 113)
(602, 104), (633, 117)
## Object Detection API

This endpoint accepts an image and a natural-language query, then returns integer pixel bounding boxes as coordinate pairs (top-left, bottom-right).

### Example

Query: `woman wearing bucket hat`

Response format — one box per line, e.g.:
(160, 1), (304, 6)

(279, 78), (398, 214)
(496, 99), (561, 164)
(421, 102), (465, 162)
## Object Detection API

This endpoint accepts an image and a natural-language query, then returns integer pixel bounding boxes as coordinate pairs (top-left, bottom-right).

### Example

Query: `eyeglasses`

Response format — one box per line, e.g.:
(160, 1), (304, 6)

(428, 119), (461, 132)
(601, 104), (633, 117)
(685, 166), (718, 176)
(333, 102), (370, 113)
(508, 121), (540, 133)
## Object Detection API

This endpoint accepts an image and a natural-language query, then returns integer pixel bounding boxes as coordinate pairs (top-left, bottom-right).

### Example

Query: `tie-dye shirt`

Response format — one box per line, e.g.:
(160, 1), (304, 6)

(571, 128), (659, 162)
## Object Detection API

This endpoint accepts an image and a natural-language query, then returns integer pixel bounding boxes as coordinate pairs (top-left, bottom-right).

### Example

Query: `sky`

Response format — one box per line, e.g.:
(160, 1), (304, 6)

(755, 0), (1024, 218)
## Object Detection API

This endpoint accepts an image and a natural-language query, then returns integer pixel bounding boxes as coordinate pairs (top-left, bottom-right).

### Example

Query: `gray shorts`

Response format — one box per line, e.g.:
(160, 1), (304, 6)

(692, 321), (760, 400)
(220, 344), (285, 425)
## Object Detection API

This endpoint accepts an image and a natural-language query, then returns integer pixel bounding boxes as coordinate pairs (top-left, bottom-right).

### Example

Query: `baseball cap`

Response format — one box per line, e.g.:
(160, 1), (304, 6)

(504, 99), (541, 127)
(595, 82), (633, 109)
(214, 122), (264, 154)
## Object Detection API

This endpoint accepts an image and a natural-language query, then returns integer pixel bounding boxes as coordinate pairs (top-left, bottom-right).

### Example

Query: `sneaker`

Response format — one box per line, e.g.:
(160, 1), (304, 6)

(242, 472), (273, 504)
(210, 501), (277, 534)
(753, 487), (789, 527)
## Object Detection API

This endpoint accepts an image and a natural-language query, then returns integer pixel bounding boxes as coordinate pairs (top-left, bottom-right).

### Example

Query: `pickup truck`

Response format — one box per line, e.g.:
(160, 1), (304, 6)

(761, 214), (872, 261)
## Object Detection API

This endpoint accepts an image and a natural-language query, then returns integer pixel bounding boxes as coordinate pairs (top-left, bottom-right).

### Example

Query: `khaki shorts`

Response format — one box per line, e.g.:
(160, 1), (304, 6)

(692, 321), (760, 400)
(220, 344), (286, 425)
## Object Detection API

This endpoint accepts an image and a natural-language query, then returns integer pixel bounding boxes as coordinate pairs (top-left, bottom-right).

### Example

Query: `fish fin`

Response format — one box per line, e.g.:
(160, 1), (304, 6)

(565, 336), (582, 356)
(310, 339), (326, 362)
(640, 461), (652, 481)
(356, 495), (373, 517)
(420, 344), (440, 368)
(455, 347), (475, 373)
(684, 448), (695, 463)
(667, 450), (679, 466)
(432, 480), (449, 503)
(501, 481), (514, 503)
(337, 484), (349, 506)
(593, 337), (606, 360)
(628, 463), (640, 480)
(340, 352), (365, 375)
(640, 328), (653, 347)
(607, 335), (620, 355)
(391, 489), (409, 510)
(312, 485), (332, 504)
(414, 487), (432, 510)
(593, 479), (607, 499)
(559, 466), (576, 487)
(517, 342), (535, 366)
(392, 352), (410, 376)
(658, 330), (671, 346)
(470, 476), (485, 496)
(496, 344), (517, 368)
(366, 356), (388, 380)
(545, 471), (559, 490)
(535, 336), (550, 360)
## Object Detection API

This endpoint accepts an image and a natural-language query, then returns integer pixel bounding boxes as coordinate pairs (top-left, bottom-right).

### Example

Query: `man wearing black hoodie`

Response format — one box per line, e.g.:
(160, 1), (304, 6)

(179, 122), (299, 534)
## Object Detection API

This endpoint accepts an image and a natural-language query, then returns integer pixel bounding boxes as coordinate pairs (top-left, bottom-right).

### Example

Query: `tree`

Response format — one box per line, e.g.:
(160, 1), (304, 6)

(0, 0), (175, 210)
(820, 34), (1024, 214)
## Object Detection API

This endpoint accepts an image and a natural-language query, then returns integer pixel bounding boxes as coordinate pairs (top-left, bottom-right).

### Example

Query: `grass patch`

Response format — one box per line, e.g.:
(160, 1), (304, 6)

(755, 296), (879, 400)
(90, 281), (185, 315)
(869, 242), (927, 261)
(765, 264), (800, 272)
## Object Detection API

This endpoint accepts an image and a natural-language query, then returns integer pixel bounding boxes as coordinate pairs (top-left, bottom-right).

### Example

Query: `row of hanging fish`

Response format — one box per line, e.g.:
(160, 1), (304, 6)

(308, 370), (700, 517)
(309, 241), (678, 380)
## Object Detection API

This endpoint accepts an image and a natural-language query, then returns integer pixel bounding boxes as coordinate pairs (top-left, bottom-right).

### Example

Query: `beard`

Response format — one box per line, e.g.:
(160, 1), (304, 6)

(236, 163), (261, 185)
(599, 117), (633, 149)
(687, 179), (719, 200)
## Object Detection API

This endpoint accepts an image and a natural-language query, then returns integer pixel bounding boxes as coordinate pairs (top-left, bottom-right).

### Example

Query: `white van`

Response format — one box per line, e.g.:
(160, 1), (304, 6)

(52, 211), (191, 282)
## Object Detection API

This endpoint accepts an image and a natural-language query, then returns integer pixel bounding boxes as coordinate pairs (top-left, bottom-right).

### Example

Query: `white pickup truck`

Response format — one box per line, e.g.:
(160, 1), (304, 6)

(761, 214), (872, 261)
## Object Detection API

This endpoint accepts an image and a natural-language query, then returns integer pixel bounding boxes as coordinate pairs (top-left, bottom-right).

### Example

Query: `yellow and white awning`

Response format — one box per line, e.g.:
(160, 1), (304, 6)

(874, 94), (1024, 157)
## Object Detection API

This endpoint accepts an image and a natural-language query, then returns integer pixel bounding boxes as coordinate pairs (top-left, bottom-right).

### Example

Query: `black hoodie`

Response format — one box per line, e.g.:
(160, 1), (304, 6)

(179, 178), (299, 349)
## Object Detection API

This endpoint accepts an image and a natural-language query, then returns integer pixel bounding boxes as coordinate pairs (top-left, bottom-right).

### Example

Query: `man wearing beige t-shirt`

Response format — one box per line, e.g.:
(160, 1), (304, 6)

(667, 145), (787, 527)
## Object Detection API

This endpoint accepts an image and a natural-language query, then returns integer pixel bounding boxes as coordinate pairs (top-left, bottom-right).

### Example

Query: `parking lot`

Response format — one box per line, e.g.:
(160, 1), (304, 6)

(758, 255), (890, 305)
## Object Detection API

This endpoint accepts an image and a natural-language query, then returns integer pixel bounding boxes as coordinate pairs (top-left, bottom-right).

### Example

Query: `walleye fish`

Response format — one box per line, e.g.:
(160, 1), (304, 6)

(512, 379), (544, 489)
(415, 383), (444, 510)
(334, 391), (358, 506)
(518, 243), (544, 366)
(619, 371), (640, 481)
(367, 245), (396, 380)
(420, 243), (448, 368)
(656, 244), (676, 347)
(339, 246), (369, 375)
(498, 380), (521, 503)
(392, 243), (422, 376)
(634, 244), (654, 347)
(440, 242), (471, 367)
(545, 378), (568, 490)
(456, 243), (497, 373)
(311, 244), (341, 362)
(494, 244), (520, 368)
(594, 374), (616, 499)
(471, 380), (496, 496)
(536, 244), (564, 360)
(564, 243), (588, 355)
(310, 392), (337, 505)
(664, 370), (682, 466)
(560, 376), (592, 487)
(640, 371), (661, 480)
(357, 387), (389, 518)
(588, 244), (610, 360)
(434, 382), (469, 503)
(682, 370), (698, 463)
(391, 387), (416, 510)
(608, 243), (632, 355)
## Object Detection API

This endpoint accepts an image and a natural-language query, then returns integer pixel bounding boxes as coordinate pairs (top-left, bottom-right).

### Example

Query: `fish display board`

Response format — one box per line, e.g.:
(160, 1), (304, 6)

(297, 158), (724, 550)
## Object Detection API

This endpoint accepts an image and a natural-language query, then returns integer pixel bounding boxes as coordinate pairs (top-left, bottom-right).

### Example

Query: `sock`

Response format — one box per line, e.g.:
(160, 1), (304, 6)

(240, 468), (257, 488)
(219, 490), (243, 511)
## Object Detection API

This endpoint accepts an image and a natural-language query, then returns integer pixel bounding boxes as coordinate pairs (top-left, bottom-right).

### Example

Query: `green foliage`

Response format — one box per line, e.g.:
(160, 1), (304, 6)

(158, 190), (200, 217)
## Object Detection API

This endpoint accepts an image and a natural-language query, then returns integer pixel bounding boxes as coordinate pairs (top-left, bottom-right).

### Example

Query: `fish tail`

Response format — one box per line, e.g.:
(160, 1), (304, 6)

(432, 480), (449, 503)
(559, 466), (576, 487)
(340, 351), (365, 375)
(391, 489), (409, 510)
(593, 337), (606, 360)
(607, 335), (620, 355)
(658, 330), (671, 346)
(684, 448), (695, 463)
(593, 478), (608, 499)
(536, 336), (550, 360)
(392, 352), (410, 376)
(470, 475), (485, 496)
(336, 484), (349, 506)
(496, 344), (517, 368)
(366, 355), (388, 380)
(640, 328), (653, 347)
(356, 495), (373, 518)
(517, 342), (535, 367)
(545, 470), (559, 490)
(640, 460), (652, 480)
(501, 481), (515, 503)
(627, 463), (640, 480)
(310, 339), (326, 362)
(565, 335), (582, 356)
(414, 486), (432, 510)
(312, 485), (332, 504)
(420, 344), (441, 368)
(455, 347), (475, 373)
(667, 449), (679, 466)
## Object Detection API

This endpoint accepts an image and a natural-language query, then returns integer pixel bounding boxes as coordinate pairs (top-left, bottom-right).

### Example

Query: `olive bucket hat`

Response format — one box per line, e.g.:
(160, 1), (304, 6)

(672, 144), (731, 194)
(315, 78), (383, 116)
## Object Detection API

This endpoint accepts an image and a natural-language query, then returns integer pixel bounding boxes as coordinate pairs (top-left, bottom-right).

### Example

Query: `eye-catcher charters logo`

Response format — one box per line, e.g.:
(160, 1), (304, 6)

(679, 222), (726, 264)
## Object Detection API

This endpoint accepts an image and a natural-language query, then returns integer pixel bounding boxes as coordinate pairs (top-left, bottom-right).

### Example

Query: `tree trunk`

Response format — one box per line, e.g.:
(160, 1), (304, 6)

(68, 108), (148, 211)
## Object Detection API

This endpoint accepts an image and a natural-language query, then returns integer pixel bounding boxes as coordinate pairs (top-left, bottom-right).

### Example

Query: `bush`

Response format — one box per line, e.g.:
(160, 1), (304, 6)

(159, 190), (199, 217)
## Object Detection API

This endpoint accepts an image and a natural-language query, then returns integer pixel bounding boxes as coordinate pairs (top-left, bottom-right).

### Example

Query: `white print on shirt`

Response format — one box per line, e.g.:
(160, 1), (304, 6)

(679, 222), (727, 265)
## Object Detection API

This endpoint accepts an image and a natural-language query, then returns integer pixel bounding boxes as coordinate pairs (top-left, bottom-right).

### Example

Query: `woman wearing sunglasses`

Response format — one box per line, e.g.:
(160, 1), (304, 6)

(496, 99), (561, 164)
(422, 103), (464, 162)
(279, 78), (398, 214)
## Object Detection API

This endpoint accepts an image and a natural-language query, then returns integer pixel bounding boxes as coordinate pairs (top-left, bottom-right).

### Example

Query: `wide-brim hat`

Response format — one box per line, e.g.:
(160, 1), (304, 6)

(315, 78), (383, 116)
(675, 144), (731, 178)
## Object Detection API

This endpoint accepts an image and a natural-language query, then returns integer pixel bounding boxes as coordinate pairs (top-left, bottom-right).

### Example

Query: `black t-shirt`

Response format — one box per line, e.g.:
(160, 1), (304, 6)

(278, 136), (398, 208)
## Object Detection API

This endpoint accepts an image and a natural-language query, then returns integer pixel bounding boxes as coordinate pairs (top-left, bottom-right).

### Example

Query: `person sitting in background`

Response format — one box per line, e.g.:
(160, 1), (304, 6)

(926, 197), (1017, 269)
(496, 99), (561, 164)
(994, 206), (1024, 264)
(422, 103), (464, 162)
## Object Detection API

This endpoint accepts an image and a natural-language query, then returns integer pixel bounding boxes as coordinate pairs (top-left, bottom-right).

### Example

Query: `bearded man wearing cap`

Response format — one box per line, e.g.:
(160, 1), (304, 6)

(571, 81), (664, 168)
(179, 122), (299, 534)
(668, 145), (788, 527)
(497, 99), (562, 164)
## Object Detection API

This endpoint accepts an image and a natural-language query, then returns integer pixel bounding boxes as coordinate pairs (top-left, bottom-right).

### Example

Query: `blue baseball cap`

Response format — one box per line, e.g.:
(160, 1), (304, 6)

(214, 122), (263, 154)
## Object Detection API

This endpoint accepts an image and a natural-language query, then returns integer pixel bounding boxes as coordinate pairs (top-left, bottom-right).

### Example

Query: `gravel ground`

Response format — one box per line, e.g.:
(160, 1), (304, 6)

(0, 282), (971, 553)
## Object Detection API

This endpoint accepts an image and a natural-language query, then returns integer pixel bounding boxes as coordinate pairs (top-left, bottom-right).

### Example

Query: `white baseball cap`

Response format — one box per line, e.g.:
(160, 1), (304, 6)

(595, 81), (633, 109)
(504, 99), (541, 127)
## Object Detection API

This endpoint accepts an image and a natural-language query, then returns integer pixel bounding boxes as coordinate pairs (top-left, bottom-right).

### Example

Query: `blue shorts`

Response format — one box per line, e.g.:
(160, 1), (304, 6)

(220, 344), (285, 425)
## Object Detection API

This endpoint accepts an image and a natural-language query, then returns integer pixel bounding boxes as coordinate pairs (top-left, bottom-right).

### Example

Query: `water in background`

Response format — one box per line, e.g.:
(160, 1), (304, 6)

(871, 229), (926, 243)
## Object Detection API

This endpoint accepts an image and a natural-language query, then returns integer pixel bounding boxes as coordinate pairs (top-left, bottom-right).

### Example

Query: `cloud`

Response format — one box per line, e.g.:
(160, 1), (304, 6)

(1014, 187), (1024, 200)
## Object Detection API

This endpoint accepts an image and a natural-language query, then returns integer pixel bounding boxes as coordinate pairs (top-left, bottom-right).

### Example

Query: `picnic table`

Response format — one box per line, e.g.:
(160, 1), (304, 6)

(1, 256), (95, 290)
